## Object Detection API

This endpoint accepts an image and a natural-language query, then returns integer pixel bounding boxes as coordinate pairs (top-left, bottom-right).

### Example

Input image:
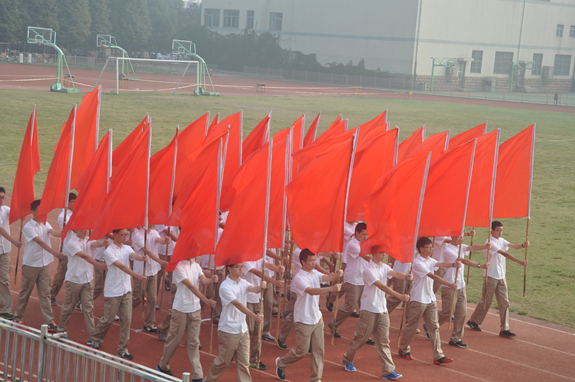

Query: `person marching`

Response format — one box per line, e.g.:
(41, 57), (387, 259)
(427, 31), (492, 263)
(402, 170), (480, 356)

(50, 192), (76, 306)
(398, 237), (458, 365)
(200, 226), (224, 325)
(275, 249), (342, 382)
(14, 200), (63, 331)
(467, 221), (529, 336)
(341, 251), (412, 380)
(56, 229), (108, 343)
(155, 224), (179, 293)
(155, 257), (218, 381)
(203, 263), (265, 382)
(90, 228), (148, 359)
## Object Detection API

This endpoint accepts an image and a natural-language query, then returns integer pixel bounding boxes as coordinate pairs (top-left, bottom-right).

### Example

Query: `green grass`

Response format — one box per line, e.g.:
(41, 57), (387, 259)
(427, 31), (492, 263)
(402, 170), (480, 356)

(1, 89), (574, 327)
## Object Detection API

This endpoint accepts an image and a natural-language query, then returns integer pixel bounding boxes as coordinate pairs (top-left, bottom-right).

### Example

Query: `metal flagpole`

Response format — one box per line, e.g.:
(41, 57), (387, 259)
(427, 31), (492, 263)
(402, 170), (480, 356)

(142, 118), (152, 318)
(524, 124), (535, 297)
(276, 130), (290, 339)
(483, 129), (500, 308)
(466, 227), (475, 285)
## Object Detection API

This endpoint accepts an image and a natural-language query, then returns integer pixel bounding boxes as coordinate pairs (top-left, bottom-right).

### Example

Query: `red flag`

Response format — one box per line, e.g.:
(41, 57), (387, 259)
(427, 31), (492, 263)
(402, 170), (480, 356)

(208, 112), (220, 134)
(356, 111), (388, 143)
(360, 153), (431, 262)
(402, 130), (450, 163)
(204, 112), (242, 189)
(268, 132), (291, 249)
(347, 128), (399, 222)
(167, 139), (222, 271)
(112, 116), (147, 174)
(293, 128), (356, 172)
(418, 139), (477, 237)
(287, 132), (357, 253)
(303, 113), (321, 148)
(89, 124), (151, 241)
(10, 106), (41, 224)
(291, 115), (305, 152)
(215, 142), (272, 266)
(493, 124), (535, 219)
(314, 115), (346, 144)
(449, 122), (487, 150)
(36, 106), (76, 224)
(397, 125), (425, 162)
(148, 129), (178, 225)
(242, 113), (270, 161)
(465, 129), (500, 227)
(61, 131), (112, 238)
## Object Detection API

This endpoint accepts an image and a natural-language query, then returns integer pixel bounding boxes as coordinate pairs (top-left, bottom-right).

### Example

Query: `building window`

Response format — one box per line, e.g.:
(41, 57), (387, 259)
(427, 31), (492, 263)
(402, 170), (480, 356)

(223, 10), (239, 28)
(556, 24), (564, 37)
(532, 54), (543, 75)
(204, 9), (220, 27)
(470, 50), (483, 73)
(493, 52), (513, 75)
(247, 10), (254, 30)
(554, 54), (571, 76)
(269, 12), (282, 31)
(570, 26), (575, 38)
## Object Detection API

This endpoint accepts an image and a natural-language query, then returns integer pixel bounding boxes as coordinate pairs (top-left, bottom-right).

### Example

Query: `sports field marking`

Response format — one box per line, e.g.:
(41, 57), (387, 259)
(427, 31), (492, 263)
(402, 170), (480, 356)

(0, 77), (56, 82)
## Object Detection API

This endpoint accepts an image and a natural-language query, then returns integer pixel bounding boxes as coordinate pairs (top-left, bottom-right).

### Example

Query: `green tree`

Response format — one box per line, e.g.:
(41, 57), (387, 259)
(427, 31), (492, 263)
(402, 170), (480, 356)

(0, 0), (25, 42)
(24, 0), (60, 34)
(109, 0), (152, 50)
(57, 0), (91, 49)
(147, 0), (182, 52)
(89, 0), (112, 40)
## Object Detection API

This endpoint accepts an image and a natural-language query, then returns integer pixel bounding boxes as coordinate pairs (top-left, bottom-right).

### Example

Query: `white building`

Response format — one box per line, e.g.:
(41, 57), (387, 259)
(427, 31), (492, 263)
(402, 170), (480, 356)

(200, 0), (575, 91)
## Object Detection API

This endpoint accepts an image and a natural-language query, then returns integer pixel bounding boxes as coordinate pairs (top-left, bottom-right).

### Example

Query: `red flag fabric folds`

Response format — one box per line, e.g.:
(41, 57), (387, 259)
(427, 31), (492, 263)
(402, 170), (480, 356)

(268, 133), (291, 249)
(356, 111), (388, 143)
(402, 130), (450, 163)
(303, 113), (321, 148)
(10, 106), (41, 224)
(493, 124), (536, 219)
(204, 112), (242, 190)
(293, 128), (356, 172)
(314, 115), (346, 144)
(112, 116), (147, 174)
(360, 153), (431, 262)
(449, 122), (486, 150)
(291, 115), (304, 153)
(148, 129), (178, 225)
(397, 125), (425, 162)
(242, 113), (270, 162)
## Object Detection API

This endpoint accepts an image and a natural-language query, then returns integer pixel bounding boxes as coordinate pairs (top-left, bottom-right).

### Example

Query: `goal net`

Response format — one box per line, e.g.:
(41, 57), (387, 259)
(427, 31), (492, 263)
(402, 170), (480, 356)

(93, 57), (201, 95)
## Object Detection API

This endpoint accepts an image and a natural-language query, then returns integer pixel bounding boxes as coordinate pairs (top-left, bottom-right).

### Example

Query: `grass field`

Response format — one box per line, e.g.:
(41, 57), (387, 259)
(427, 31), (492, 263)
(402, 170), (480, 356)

(1, 89), (574, 327)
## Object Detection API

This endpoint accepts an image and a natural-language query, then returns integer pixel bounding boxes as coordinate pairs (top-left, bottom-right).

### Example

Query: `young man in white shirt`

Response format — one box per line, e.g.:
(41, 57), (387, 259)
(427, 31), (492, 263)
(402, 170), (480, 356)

(14, 200), (63, 331)
(275, 249), (343, 382)
(467, 221), (529, 337)
(90, 228), (148, 359)
(57, 229), (107, 342)
(155, 224), (179, 293)
(204, 263), (265, 382)
(341, 251), (412, 380)
(398, 237), (458, 365)
(435, 235), (490, 348)
(156, 258), (218, 381)
(326, 221), (357, 311)
(329, 222), (369, 339)
(50, 192), (76, 306)
(200, 226), (225, 325)
(0, 187), (23, 320)
(131, 226), (170, 333)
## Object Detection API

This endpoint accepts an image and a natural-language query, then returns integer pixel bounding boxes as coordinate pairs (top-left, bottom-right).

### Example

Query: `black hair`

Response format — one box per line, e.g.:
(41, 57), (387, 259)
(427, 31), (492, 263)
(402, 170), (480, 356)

(299, 249), (316, 265)
(112, 228), (126, 235)
(31, 199), (41, 211)
(416, 237), (432, 253)
(355, 222), (367, 234)
(68, 192), (77, 202)
(492, 221), (503, 230)
(0, 187), (6, 194)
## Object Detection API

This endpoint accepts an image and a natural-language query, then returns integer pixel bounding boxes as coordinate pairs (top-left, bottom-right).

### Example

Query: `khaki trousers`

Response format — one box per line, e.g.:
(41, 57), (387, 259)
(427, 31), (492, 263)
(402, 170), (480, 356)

(204, 331), (251, 382)
(386, 278), (409, 314)
(432, 267), (446, 294)
(329, 283), (363, 330)
(50, 256), (68, 300)
(438, 287), (467, 342)
(277, 319), (325, 382)
(201, 268), (224, 321)
(159, 309), (203, 380)
(247, 302), (261, 364)
(343, 311), (395, 375)
(158, 283), (177, 334)
(470, 277), (510, 331)
(57, 281), (95, 337)
(132, 274), (157, 327)
(278, 294), (297, 343)
(262, 281), (274, 335)
(92, 260), (106, 301)
(399, 301), (445, 360)
(92, 292), (132, 354)
(14, 265), (54, 324)
(0, 252), (12, 314)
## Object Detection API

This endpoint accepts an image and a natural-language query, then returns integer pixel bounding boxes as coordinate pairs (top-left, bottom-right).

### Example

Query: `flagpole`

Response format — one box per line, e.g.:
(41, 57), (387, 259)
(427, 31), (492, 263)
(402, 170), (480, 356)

(398, 152), (431, 349)
(142, 118), (152, 318)
(484, 129), (500, 308)
(256, 140), (273, 367)
(524, 124), (535, 297)
(449, 243), (463, 330)
(277, 130), (291, 339)
(466, 227), (475, 285)
(332, 128), (358, 345)
(14, 219), (24, 284)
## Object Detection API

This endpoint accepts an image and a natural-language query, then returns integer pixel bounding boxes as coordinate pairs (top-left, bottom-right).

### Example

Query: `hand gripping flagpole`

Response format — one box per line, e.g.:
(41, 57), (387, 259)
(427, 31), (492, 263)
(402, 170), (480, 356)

(331, 128), (358, 346)
(256, 140), (273, 367)
(465, 227), (475, 285)
(524, 124), (535, 297)
(142, 117), (152, 319)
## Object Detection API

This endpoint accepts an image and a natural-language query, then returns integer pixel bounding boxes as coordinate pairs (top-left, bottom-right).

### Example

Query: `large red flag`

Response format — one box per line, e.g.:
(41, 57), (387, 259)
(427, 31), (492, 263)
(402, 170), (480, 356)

(402, 130), (450, 163)
(314, 115), (347, 144)
(493, 124), (535, 219)
(465, 129), (500, 227)
(397, 125), (425, 162)
(242, 113), (270, 162)
(268, 131), (291, 249)
(291, 115), (305, 153)
(61, 131), (112, 239)
(36, 106), (76, 224)
(208, 112), (220, 134)
(287, 132), (357, 253)
(10, 106), (41, 224)
(418, 139), (477, 237)
(167, 139), (222, 271)
(449, 122), (486, 150)
(148, 128), (178, 225)
(360, 153), (431, 262)
(293, 128), (356, 172)
(89, 124), (151, 241)
(215, 142), (272, 266)
(303, 113), (321, 148)
(112, 116), (147, 174)
(204, 112), (242, 189)
(356, 111), (388, 143)
(347, 128), (399, 222)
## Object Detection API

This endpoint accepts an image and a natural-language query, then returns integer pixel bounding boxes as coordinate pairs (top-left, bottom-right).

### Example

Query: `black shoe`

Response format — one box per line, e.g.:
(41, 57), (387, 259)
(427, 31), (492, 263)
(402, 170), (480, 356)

(117, 352), (133, 360)
(157, 329), (167, 342)
(262, 334), (276, 342)
(330, 325), (341, 338)
(164, 280), (171, 291)
(449, 340), (468, 348)
(0, 312), (14, 320)
(467, 321), (481, 331)
(276, 338), (288, 350)
(51, 298), (57, 306)
(156, 365), (173, 376)
(249, 362), (267, 370)
(143, 326), (158, 334)
(499, 330), (516, 337)
(275, 357), (285, 380)
(351, 312), (360, 318)
(366, 337), (375, 345)
(327, 302), (333, 312)
(192, 379), (203, 382)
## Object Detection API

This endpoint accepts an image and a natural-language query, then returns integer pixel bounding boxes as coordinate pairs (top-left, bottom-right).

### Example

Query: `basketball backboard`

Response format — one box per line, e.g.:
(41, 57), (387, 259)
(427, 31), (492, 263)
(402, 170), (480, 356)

(27, 27), (55, 45)
(97, 34), (117, 48)
(172, 39), (195, 55)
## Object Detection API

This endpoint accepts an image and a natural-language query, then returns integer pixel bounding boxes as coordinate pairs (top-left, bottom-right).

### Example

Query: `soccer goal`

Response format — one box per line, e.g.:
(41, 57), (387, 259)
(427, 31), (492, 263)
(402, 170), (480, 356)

(93, 57), (200, 95)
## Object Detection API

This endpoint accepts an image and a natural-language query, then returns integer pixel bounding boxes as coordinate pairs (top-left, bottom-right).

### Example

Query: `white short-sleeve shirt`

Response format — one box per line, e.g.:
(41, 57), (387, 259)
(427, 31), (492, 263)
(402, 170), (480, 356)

(58, 209), (74, 250)
(361, 260), (393, 313)
(132, 228), (162, 277)
(201, 227), (224, 270)
(218, 276), (249, 334)
(485, 236), (510, 280)
(172, 260), (202, 313)
(156, 225), (179, 256)
(410, 255), (437, 304)
(442, 243), (470, 289)
(0, 206), (11, 253)
(103, 243), (133, 298)
(242, 259), (264, 304)
(92, 236), (108, 261)
(65, 233), (95, 284)
(292, 269), (323, 325)
(392, 258), (411, 274)
(22, 220), (54, 267)
(432, 236), (449, 263)
(343, 237), (365, 286)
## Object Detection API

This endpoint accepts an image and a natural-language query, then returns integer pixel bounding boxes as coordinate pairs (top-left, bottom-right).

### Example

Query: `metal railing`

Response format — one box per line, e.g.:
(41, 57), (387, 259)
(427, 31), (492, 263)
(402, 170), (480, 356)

(0, 319), (189, 382)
